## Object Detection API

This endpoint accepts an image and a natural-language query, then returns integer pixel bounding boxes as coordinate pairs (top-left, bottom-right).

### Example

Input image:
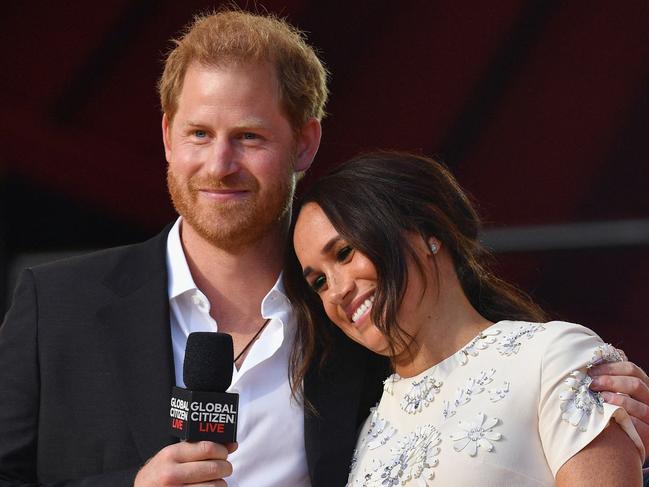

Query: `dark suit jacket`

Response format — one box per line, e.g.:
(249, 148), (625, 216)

(0, 228), (388, 486)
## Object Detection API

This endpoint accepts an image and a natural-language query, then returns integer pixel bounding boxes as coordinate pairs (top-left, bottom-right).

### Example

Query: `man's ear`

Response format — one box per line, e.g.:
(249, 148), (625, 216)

(294, 117), (322, 173)
(162, 113), (172, 162)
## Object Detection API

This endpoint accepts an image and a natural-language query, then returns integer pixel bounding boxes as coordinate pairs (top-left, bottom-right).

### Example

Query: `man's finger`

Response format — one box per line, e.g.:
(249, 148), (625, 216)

(166, 441), (230, 463)
(592, 375), (649, 407)
(174, 459), (233, 484)
(589, 361), (649, 384)
(629, 417), (649, 462)
(186, 482), (228, 487)
(601, 392), (649, 422)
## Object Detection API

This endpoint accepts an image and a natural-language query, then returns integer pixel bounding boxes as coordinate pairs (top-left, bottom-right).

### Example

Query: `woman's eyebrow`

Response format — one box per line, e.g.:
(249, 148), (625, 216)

(301, 235), (342, 278)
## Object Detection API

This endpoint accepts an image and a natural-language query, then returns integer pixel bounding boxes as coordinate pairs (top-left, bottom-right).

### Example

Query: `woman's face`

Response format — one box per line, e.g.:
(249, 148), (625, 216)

(293, 202), (433, 356)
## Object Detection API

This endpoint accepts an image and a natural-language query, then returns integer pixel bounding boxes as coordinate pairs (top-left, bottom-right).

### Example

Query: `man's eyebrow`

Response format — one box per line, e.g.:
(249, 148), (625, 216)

(301, 235), (342, 278)
(181, 118), (268, 129)
(182, 120), (205, 128)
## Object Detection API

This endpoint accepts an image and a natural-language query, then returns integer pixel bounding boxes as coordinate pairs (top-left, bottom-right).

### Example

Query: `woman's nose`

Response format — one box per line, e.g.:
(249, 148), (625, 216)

(328, 274), (354, 305)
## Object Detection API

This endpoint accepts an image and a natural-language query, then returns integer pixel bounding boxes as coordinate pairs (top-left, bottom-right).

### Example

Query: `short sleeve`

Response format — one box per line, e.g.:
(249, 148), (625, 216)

(537, 322), (644, 476)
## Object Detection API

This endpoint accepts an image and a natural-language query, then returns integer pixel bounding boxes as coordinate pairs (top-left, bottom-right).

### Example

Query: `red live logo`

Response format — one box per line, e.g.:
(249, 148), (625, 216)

(199, 422), (225, 433)
(171, 418), (184, 430)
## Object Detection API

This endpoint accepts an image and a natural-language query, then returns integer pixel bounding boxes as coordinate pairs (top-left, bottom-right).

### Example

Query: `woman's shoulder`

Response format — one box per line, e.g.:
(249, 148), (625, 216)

(483, 320), (623, 372)
(494, 319), (595, 335)
(493, 319), (608, 349)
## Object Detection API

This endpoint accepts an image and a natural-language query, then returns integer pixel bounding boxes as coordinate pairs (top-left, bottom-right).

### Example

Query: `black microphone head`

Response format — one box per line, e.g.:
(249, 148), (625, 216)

(183, 332), (234, 392)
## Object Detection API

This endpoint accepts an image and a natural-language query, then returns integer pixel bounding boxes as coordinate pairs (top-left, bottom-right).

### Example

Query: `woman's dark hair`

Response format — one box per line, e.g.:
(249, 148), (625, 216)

(284, 151), (547, 402)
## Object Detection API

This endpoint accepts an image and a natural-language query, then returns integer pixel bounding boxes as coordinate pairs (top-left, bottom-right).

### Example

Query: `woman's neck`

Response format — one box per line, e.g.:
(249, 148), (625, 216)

(393, 260), (492, 378)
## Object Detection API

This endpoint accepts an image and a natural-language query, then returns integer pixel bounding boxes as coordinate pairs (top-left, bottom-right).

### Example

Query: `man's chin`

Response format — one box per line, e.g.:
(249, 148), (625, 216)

(185, 215), (252, 247)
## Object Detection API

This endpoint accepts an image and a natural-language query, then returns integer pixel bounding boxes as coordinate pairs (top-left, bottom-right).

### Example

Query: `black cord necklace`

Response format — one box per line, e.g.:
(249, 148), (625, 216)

(233, 318), (271, 364)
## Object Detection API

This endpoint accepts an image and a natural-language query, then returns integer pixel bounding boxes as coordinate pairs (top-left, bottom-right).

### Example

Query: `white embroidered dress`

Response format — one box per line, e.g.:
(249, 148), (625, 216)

(347, 321), (643, 486)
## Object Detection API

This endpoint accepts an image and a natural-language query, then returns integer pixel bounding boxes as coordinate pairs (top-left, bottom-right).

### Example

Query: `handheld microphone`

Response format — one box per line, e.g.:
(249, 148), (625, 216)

(169, 332), (239, 443)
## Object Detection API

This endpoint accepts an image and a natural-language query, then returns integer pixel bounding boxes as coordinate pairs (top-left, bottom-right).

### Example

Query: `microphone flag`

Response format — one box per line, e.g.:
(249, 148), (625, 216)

(169, 332), (239, 443)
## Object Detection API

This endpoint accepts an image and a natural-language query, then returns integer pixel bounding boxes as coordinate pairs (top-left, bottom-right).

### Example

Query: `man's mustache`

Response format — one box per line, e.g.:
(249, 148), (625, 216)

(188, 175), (258, 192)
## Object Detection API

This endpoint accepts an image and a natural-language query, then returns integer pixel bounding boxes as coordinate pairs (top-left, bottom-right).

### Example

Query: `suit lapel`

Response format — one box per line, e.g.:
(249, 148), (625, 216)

(304, 328), (374, 487)
(96, 228), (176, 461)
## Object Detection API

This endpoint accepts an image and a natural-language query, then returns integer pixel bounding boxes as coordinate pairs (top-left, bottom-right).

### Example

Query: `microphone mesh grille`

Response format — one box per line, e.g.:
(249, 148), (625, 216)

(183, 332), (234, 392)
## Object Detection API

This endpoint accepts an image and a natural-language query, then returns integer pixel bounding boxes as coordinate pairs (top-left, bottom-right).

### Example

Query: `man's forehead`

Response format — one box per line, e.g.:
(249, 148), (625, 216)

(172, 63), (292, 125)
(180, 116), (269, 128)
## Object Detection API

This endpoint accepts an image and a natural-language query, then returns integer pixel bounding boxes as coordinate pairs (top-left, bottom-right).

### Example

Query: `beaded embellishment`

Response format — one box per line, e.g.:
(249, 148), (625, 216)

(401, 376), (443, 414)
(363, 425), (441, 486)
(450, 412), (502, 456)
(497, 323), (545, 356)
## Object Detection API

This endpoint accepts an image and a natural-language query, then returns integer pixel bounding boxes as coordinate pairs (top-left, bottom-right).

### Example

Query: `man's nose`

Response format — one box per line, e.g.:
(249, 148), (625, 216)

(204, 138), (240, 178)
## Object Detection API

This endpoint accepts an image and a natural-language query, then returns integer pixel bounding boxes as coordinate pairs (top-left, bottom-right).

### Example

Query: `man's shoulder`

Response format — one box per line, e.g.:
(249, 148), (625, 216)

(27, 226), (171, 288)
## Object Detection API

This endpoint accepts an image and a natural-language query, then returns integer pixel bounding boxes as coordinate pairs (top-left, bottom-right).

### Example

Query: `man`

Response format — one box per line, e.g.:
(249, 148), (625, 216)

(0, 10), (384, 487)
(0, 9), (647, 487)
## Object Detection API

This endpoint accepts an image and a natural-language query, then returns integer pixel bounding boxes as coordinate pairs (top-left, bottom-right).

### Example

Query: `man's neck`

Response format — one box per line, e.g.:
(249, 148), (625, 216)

(179, 220), (286, 332)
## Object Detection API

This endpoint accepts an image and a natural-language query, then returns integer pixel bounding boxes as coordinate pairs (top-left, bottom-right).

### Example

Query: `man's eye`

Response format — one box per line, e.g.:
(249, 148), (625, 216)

(194, 130), (207, 138)
(311, 275), (326, 292)
(242, 132), (258, 140)
(336, 246), (353, 262)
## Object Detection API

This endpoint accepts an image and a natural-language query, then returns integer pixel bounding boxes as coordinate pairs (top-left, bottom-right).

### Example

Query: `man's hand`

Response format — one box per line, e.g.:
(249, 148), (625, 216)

(589, 358), (649, 461)
(134, 441), (237, 486)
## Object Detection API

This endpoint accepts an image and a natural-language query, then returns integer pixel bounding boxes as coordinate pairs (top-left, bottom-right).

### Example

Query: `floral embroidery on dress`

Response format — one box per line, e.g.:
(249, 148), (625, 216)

(559, 370), (604, 431)
(401, 375), (444, 414)
(441, 369), (496, 420)
(588, 344), (625, 367)
(558, 343), (624, 432)
(384, 374), (402, 396)
(348, 408), (399, 486)
(442, 399), (456, 420)
(365, 408), (398, 451)
(488, 381), (510, 402)
(497, 323), (545, 356)
(450, 412), (502, 456)
(465, 369), (496, 395)
(364, 425), (441, 486)
(458, 328), (501, 365)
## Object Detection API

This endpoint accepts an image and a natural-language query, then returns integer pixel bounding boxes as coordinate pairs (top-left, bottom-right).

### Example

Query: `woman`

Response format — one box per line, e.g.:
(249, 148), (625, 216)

(284, 152), (644, 486)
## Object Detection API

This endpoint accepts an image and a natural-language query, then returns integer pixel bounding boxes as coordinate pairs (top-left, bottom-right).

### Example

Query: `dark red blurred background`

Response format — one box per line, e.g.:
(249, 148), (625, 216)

(1, 1), (648, 367)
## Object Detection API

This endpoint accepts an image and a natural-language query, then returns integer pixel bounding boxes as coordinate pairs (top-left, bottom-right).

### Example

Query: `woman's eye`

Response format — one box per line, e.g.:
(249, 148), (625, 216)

(336, 245), (353, 262)
(311, 275), (326, 292)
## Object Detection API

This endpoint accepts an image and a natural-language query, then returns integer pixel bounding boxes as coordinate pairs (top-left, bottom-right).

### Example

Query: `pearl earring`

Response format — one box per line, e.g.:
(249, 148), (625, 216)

(430, 242), (439, 254)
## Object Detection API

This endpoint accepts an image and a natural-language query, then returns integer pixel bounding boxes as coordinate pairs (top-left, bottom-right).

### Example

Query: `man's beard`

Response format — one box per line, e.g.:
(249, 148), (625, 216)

(167, 164), (296, 252)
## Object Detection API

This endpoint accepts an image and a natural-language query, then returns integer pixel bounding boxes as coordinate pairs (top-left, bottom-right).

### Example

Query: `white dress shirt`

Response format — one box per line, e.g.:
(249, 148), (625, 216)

(166, 218), (311, 487)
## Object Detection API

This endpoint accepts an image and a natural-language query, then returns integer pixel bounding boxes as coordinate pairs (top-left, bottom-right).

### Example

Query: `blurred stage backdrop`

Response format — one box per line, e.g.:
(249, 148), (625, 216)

(1, 1), (648, 368)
